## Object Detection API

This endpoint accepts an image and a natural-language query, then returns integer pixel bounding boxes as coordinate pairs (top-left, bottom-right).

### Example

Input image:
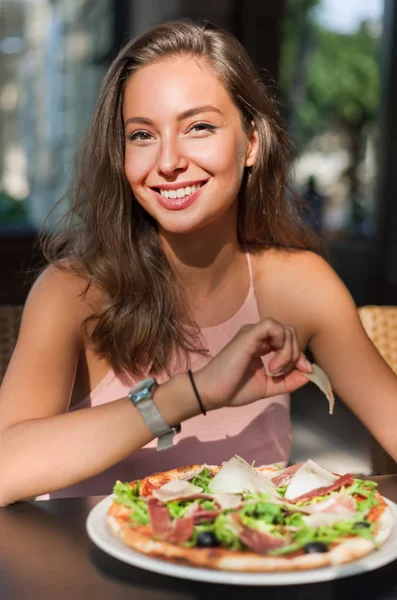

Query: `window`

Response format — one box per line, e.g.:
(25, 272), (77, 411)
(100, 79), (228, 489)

(0, 0), (113, 233)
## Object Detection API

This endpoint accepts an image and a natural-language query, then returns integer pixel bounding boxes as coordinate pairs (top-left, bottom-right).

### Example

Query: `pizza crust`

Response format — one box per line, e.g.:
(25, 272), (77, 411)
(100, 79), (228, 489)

(107, 514), (330, 571)
(106, 465), (394, 572)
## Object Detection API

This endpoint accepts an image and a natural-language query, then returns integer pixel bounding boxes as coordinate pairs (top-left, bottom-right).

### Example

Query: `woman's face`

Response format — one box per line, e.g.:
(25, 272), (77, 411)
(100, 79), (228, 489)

(123, 56), (258, 236)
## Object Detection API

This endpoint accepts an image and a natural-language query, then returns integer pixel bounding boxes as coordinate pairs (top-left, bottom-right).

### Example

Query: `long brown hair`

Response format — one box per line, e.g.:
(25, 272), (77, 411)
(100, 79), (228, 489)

(42, 20), (320, 375)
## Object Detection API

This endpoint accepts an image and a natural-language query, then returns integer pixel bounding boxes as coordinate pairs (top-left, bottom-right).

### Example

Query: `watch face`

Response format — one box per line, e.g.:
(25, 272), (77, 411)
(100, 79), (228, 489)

(129, 378), (156, 404)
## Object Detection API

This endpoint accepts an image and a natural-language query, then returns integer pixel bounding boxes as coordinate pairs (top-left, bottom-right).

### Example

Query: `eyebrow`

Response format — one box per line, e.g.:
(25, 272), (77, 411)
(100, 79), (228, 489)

(124, 105), (223, 128)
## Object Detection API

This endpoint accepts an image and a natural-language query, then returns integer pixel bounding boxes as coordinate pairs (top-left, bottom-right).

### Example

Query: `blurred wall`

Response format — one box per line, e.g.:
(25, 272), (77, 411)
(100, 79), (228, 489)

(129, 0), (285, 82)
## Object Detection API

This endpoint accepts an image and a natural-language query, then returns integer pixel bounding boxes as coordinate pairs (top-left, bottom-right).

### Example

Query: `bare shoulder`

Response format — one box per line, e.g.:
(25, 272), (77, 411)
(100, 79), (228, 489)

(26, 262), (104, 333)
(251, 247), (333, 282)
(252, 247), (349, 302)
(250, 247), (357, 340)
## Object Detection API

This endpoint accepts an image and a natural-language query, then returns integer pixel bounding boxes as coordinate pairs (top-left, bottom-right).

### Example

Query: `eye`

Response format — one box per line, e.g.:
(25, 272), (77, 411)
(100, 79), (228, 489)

(128, 130), (154, 142)
(188, 122), (218, 135)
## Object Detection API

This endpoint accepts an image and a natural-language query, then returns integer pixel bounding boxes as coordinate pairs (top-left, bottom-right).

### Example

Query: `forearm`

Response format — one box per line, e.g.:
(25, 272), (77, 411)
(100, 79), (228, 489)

(0, 373), (199, 505)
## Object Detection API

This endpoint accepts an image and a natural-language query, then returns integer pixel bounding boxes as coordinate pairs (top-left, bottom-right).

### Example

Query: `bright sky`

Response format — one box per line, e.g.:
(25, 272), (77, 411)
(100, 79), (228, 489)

(316, 0), (384, 32)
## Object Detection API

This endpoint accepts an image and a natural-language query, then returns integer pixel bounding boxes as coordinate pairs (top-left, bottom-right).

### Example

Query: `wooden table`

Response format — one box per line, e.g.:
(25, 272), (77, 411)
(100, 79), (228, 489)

(1, 476), (397, 599)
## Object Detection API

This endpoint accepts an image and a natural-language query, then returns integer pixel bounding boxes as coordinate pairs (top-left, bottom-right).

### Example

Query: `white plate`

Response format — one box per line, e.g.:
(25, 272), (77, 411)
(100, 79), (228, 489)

(86, 495), (397, 586)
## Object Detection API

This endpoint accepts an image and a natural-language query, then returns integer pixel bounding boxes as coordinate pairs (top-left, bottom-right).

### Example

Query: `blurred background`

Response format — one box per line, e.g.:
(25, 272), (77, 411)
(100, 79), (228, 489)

(1, 0), (397, 474)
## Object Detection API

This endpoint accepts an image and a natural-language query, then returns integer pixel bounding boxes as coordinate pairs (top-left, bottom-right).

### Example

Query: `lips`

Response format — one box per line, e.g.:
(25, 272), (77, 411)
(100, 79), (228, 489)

(150, 181), (208, 211)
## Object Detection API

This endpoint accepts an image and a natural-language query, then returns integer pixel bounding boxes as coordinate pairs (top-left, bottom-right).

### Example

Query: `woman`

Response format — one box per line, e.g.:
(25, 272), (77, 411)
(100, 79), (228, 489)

(0, 21), (396, 505)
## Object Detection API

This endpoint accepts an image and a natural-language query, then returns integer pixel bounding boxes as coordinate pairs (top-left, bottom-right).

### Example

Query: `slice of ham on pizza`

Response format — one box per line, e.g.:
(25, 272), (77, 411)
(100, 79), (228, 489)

(282, 459), (339, 501)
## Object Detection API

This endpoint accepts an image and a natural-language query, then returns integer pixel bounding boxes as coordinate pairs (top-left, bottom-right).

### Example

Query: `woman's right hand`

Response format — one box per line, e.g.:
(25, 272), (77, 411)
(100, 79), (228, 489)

(193, 318), (312, 410)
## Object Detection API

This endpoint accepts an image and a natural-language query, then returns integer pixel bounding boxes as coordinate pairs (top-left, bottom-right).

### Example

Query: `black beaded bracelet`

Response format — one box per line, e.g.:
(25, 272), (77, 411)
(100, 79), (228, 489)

(187, 369), (207, 416)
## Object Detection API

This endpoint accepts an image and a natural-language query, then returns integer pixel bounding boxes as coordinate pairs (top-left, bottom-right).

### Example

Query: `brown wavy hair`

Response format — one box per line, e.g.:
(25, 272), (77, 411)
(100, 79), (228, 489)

(42, 19), (321, 376)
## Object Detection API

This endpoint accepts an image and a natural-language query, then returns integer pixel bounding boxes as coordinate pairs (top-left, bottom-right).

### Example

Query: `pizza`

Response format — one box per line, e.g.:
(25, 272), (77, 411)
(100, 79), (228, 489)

(106, 456), (393, 572)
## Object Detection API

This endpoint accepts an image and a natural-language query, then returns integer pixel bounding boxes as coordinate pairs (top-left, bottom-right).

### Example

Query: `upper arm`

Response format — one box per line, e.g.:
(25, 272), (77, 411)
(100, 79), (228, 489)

(0, 266), (91, 434)
(293, 253), (397, 458)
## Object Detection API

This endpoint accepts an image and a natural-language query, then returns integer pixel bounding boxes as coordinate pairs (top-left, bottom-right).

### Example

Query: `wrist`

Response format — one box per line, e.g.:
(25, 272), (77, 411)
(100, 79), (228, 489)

(187, 368), (217, 412)
(187, 370), (207, 415)
(153, 372), (201, 425)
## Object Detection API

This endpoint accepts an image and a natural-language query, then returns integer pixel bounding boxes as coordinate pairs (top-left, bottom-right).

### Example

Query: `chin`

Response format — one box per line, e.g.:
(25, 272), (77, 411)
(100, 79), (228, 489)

(160, 221), (202, 236)
(159, 213), (214, 236)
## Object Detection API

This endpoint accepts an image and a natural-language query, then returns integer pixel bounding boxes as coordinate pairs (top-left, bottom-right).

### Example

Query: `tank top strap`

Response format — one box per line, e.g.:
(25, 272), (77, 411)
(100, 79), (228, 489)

(245, 248), (254, 290)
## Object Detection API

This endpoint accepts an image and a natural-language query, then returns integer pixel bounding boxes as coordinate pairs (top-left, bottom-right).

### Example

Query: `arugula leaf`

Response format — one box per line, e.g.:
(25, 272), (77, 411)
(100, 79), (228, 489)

(198, 499), (218, 511)
(270, 518), (376, 556)
(166, 500), (194, 519)
(276, 485), (287, 497)
(213, 515), (243, 550)
(113, 480), (140, 498)
(345, 478), (379, 515)
(112, 480), (149, 525)
(243, 492), (271, 502)
(270, 527), (315, 556)
(184, 514), (243, 550)
(295, 490), (339, 507)
(240, 502), (284, 527)
(128, 500), (150, 525)
(284, 512), (305, 527)
(191, 468), (213, 493)
(357, 495), (379, 514)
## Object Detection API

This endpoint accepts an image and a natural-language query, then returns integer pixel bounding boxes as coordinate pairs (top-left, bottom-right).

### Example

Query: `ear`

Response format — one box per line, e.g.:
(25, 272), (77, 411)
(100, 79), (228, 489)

(245, 122), (259, 168)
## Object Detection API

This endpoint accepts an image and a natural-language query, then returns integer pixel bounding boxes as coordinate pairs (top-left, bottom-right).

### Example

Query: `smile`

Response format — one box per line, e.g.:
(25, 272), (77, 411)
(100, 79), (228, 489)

(158, 182), (203, 200)
(150, 180), (208, 211)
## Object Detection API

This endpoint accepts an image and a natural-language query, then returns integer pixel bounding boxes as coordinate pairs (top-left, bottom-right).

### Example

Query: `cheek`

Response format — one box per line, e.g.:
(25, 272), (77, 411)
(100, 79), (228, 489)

(188, 134), (247, 179)
(124, 147), (155, 187)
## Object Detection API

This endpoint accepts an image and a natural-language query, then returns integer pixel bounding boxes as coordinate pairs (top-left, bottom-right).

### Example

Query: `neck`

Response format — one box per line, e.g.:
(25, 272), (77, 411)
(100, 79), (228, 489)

(159, 213), (243, 297)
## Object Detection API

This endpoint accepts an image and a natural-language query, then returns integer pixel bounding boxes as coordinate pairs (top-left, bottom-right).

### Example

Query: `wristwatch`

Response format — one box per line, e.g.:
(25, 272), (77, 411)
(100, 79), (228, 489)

(128, 378), (181, 451)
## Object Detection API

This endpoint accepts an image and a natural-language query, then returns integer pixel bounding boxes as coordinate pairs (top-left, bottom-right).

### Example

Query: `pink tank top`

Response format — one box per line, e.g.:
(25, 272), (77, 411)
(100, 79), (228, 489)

(37, 253), (291, 499)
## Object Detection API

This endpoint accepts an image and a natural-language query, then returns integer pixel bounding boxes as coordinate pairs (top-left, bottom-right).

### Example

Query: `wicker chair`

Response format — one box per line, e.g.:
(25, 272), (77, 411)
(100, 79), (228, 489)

(358, 305), (397, 475)
(0, 305), (23, 384)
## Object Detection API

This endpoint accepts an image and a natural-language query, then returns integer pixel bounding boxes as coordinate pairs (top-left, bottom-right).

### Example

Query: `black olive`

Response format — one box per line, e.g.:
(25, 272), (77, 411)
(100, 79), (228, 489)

(354, 521), (371, 529)
(303, 541), (328, 554)
(196, 531), (220, 548)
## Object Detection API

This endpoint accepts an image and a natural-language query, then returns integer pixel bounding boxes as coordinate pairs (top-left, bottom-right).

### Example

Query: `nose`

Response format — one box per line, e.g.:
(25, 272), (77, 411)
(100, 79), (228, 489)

(157, 134), (188, 177)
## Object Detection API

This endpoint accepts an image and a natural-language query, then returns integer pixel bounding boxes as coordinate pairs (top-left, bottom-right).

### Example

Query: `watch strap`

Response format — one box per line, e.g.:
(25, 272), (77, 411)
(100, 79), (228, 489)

(128, 380), (181, 451)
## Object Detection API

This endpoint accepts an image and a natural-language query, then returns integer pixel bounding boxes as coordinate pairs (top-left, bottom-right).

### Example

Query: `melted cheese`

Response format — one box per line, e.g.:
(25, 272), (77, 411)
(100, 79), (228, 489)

(152, 479), (203, 502)
(302, 512), (356, 527)
(284, 460), (338, 500)
(208, 456), (280, 496)
(303, 364), (335, 414)
(213, 493), (243, 510)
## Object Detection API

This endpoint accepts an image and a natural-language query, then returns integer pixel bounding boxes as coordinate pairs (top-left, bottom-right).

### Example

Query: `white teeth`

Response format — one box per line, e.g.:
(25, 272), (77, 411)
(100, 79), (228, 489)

(158, 182), (203, 199)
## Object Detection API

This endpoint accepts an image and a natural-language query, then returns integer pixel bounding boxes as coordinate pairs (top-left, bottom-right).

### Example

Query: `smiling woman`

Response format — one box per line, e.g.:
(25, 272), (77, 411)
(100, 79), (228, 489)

(123, 57), (257, 234)
(1, 20), (397, 505)
(41, 19), (319, 378)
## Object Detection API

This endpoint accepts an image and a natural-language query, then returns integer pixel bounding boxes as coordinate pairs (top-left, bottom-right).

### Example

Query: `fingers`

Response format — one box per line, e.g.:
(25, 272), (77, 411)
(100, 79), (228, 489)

(241, 319), (311, 375)
(199, 316), (312, 410)
(296, 353), (313, 373)
(267, 369), (310, 396)
(248, 318), (288, 354)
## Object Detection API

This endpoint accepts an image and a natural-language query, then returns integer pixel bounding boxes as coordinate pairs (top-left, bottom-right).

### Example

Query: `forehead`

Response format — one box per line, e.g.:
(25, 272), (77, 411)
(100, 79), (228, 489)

(123, 56), (237, 118)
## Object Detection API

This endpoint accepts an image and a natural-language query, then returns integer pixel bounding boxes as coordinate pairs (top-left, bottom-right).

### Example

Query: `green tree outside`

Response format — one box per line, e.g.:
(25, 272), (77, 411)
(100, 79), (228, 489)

(280, 0), (381, 234)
